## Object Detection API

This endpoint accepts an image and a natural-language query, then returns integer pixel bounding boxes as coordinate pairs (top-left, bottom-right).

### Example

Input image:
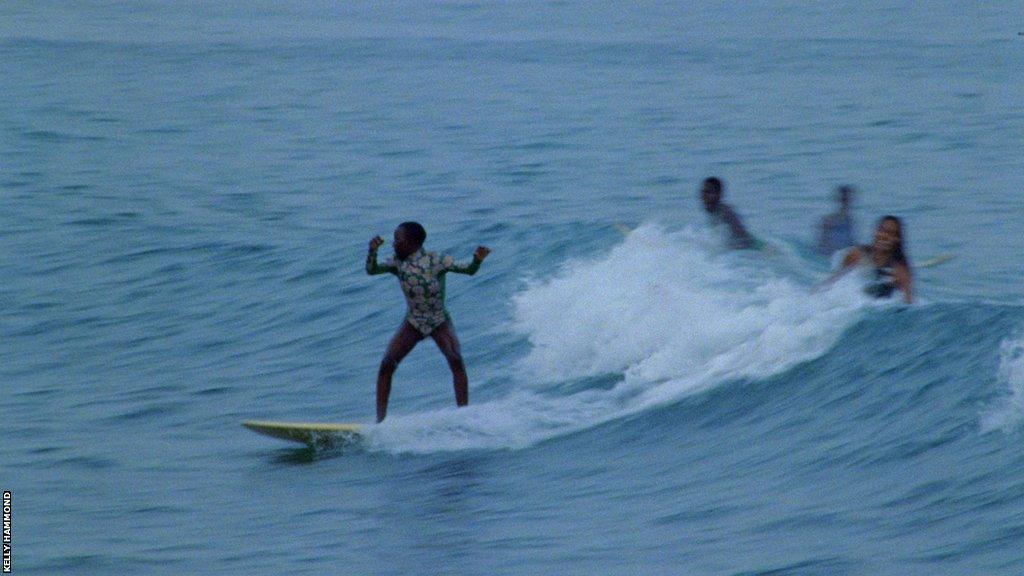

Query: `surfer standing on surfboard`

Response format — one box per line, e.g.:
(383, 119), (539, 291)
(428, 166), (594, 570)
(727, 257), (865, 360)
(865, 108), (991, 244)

(366, 222), (490, 422)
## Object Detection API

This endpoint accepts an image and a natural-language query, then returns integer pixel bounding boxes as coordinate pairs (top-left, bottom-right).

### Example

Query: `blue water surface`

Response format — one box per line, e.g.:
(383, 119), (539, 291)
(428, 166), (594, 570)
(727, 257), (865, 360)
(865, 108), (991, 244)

(2, 2), (1023, 575)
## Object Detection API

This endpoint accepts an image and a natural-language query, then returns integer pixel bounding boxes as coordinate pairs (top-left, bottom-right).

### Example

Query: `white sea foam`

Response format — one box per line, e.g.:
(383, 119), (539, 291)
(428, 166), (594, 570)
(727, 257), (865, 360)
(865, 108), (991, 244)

(981, 336), (1024, 433)
(367, 224), (868, 454)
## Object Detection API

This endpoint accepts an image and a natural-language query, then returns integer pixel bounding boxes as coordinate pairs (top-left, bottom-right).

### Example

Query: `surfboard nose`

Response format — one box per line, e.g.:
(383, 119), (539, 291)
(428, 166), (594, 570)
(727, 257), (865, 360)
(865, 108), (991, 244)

(243, 421), (364, 449)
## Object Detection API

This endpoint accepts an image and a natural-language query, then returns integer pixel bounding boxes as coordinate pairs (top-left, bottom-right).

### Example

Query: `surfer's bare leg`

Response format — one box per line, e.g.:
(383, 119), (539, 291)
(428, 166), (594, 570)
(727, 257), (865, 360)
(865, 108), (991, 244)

(431, 321), (468, 407)
(377, 321), (423, 422)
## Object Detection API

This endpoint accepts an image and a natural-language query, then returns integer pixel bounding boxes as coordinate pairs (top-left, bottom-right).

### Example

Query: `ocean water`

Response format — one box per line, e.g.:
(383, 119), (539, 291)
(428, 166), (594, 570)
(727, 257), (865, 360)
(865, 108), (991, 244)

(2, 2), (1024, 574)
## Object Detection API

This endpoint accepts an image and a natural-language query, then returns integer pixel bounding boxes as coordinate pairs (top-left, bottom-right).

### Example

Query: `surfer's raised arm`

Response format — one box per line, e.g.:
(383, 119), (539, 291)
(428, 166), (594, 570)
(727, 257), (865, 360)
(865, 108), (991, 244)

(366, 235), (397, 275)
(441, 246), (491, 275)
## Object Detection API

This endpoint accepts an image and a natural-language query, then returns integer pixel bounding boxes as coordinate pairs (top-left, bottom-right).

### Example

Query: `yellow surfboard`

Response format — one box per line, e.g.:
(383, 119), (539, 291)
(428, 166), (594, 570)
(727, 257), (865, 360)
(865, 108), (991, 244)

(243, 420), (364, 448)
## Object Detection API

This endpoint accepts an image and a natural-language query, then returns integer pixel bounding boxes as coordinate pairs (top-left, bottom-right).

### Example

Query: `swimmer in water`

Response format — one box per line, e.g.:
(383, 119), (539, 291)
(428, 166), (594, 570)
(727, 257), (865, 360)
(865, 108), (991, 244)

(817, 185), (857, 256)
(826, 215), (913, 303)
(699, 177), (761, 250)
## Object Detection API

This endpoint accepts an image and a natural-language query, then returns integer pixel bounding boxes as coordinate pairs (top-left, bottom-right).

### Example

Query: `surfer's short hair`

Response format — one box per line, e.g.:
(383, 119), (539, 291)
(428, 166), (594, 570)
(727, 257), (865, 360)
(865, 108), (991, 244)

(703, 177), (723, 193)
(837, 185), (854, 202)
(399, 221), (427, 247)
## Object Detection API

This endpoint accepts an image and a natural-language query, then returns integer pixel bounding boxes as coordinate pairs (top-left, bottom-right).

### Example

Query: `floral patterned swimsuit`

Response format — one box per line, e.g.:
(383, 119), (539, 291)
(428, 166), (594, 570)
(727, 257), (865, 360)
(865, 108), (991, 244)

(366, 247), (482, 336)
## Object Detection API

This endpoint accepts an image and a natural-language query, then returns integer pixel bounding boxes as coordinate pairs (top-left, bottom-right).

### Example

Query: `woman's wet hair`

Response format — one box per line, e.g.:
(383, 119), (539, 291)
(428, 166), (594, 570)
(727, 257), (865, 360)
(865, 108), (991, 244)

(878, 215), (909, 266)
(398, 221), (427, 247)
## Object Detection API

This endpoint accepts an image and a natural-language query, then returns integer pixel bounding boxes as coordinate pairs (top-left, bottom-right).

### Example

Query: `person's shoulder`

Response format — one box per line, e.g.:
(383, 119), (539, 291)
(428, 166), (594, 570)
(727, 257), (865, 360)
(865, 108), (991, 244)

(423, 250), (451, 267)
(426, 250), (452, 265)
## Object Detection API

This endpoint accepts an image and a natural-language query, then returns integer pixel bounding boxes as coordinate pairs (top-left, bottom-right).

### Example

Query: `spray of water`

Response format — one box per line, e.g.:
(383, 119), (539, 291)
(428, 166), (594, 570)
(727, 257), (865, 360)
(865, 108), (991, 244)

(981, 335), (1024, 433)
(366, 224), (868, 454)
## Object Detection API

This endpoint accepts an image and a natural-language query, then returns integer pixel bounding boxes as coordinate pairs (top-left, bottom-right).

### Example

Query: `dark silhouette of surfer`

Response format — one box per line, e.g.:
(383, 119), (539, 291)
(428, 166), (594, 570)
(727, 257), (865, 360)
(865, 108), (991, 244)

(700, 177), (761, 250)
(366, 222), (490, 422)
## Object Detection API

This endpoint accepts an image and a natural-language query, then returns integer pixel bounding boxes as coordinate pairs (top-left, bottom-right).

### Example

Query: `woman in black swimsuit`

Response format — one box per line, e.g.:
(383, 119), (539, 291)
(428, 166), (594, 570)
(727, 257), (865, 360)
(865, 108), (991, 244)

(829, 215), (914, 303)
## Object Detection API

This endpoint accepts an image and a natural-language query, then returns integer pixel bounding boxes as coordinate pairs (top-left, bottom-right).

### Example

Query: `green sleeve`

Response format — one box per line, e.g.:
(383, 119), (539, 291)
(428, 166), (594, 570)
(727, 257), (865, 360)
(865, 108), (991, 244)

(366, 248), (396, 275)
(443, 254), (482, 275)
